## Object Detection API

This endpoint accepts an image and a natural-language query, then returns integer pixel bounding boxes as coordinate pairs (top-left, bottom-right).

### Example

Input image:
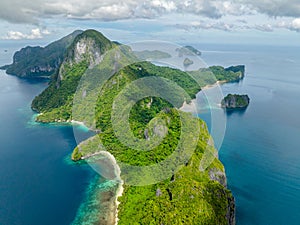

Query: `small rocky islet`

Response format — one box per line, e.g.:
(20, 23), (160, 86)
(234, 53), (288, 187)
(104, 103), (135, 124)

(221, 94), (250, 109)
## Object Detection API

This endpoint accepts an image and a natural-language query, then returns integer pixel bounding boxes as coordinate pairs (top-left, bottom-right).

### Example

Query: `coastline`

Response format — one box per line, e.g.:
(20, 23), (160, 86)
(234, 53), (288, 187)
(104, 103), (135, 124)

(70, 120), (88, 128)
(74, 80), (227, 223)
(180, 80), (226, 112)
(201, 80), (227, 90)
(97, 151), (124, 225)
(115, 178), (124, 225)
(36, 79), (229, 224)
(34, 114), (91, 131)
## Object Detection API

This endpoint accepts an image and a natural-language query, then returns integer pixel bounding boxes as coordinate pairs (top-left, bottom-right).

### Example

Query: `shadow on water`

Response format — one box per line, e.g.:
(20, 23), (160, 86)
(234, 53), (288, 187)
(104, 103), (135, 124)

(225, 107), (248, 117)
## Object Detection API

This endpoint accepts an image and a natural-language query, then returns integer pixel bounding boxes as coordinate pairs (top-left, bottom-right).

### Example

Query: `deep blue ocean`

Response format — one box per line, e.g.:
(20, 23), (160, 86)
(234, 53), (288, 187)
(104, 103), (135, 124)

(198, 43), (300, 225)
(0, 42), (299, 225)
(0, 45), (97, 225)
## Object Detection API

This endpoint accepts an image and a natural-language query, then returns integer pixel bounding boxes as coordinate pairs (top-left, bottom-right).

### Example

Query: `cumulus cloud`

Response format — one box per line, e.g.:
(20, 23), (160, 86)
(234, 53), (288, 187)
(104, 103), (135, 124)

(0, 0), (42, 24)
(240, 0), (300, 18)
(276, 18), (300, 31)
(0, 0), (257, 24)
(291, 18), (300, 30)
(2, 28), (50, 40)
(0, 0), (300, 33)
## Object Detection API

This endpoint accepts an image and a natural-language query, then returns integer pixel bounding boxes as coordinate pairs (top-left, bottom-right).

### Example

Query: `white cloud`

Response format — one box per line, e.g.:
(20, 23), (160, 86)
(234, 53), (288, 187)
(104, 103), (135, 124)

(291, 18), (300, 30)
(2, 28), (50, 40)
(255, 24), (273, 32)
(273, 18), (300, 32)
(215, 1), (254, 16)
(0, 0), (300, 35)
(151, 0), (177, 12)
(240, 0), (300, 18)
(0, 0), (285, 24)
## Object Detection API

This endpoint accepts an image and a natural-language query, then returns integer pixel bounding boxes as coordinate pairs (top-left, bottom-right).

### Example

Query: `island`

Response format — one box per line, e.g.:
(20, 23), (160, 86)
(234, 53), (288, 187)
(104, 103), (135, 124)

(5, 29), (238, 225)
(221, 94), (250, 109)
(176, 45), (202, 57)
(183, 57), (194, 67)
(133, 50), (171, 60)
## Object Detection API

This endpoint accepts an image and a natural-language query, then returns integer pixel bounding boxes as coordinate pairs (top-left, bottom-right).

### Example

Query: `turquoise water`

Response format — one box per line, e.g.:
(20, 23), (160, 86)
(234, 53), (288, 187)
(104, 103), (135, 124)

(197, 44), (300, 225)
(0, 46), (116, 225)
(0, 70), (97, 225)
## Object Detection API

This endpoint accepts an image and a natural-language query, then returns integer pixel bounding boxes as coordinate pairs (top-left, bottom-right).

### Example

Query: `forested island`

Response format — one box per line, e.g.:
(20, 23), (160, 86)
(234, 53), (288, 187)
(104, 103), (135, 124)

(133, 50), (171, 60)
(176, 45), (202, 57)
(2, 29), (244, 224)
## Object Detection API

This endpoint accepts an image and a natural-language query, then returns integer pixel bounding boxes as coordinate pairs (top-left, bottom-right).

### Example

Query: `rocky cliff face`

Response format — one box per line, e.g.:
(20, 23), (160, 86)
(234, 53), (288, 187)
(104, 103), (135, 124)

(221, 94), (250, 109)
(31, 29), (114, 120)
(56, 29), (113, 85)
(227, 195), (236, 225)
(225, 65), (245, 79)
(209, 168), (236, 225)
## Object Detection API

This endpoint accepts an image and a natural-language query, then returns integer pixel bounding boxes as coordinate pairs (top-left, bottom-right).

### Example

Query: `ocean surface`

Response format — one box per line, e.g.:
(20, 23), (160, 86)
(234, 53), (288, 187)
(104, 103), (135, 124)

(0, 46), (98, 225)
(197, 43), (300, 225)
(0, 42), (300, 225)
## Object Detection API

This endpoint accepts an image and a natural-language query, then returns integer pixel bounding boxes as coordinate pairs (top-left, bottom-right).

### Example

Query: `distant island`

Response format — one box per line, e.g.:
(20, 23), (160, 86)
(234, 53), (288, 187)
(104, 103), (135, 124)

(183, 57), (194, 67)
(133, 50), (171, 60)
(176, 45), (202, 57)
(221, 94), (250, 109)
(4, 29), (239, 225)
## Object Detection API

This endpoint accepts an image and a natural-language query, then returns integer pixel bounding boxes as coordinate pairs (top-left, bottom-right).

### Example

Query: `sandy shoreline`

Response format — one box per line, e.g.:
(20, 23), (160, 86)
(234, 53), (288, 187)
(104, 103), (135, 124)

(71, 120), (87, 127)
(115, 179), (124, 225)
(97, 151), (124, 225)
(70, 120), (91, 130)
(180, 80), (226, 112)
(201, 80), (226, 90)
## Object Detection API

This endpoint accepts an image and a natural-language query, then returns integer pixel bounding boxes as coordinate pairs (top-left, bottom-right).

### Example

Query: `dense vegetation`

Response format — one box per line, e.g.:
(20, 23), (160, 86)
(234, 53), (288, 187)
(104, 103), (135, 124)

(33, 61), (244, 124)
(187, 65), (244, 88)
(25, 30), (237, 224)
(71, 59), (234, 224)
(211, 65), (245, 82)
(31, 30), (115, 123)
(118, 151), (233, 224)
(32, 61), (89, 122)
(1, 30), (83, 78)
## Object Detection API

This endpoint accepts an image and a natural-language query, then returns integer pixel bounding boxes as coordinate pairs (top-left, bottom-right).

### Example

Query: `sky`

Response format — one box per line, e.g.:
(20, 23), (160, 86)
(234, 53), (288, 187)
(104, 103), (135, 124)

(0, 0), (300, 46)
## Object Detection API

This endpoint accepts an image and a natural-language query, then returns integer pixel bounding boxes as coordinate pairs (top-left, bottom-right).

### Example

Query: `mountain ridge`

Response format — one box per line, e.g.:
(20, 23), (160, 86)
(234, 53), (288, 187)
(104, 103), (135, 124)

(0, 30), (83, 78)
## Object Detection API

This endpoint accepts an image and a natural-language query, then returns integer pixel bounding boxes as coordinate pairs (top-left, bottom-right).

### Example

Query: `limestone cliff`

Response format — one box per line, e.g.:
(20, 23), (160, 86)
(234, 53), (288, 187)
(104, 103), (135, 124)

(221, 94), (250, 109)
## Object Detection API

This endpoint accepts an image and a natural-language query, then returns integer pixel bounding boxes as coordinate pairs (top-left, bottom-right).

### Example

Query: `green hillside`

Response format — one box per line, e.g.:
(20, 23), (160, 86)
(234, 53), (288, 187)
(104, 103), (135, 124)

(13, 29), (239, 224)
